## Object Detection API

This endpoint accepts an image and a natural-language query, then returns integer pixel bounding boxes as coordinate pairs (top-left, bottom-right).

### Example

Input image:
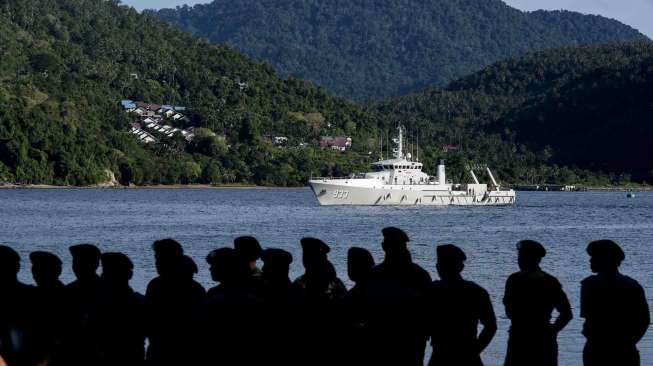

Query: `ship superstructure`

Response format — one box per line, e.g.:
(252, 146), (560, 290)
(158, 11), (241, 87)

(308, 126), (516, 206)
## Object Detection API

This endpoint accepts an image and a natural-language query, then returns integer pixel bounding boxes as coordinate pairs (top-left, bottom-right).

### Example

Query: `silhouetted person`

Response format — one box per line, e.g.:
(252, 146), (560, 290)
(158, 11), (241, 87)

(293, 238), (347, 366)
(63, 244), (102, 366)
(581, 240), (650, 366)
(30, 251), (66, 365)
(261, 248), (304, 306)
(427, 244), (497, 366)
(234, 236), (263, 286)
(347, 247), (375, 291)
(344, 247), (375, 366)
(91, 252), (146, 366)
(151, 238), (183, 277)
(294, 237), (347, 302)
(365, 227), (432, 366)
(503, 240), (573, 366)
(0, 246), (36, 366)
(260, 248), (305, 366)
(196, 248), (262, 366)
(145, 240), (205, 366)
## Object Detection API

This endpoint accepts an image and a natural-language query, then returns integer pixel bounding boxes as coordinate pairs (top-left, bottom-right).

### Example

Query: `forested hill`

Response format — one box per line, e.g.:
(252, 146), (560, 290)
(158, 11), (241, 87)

(0, 0), (384, 186)
(374, 42), (653, 183)
(151, 0), (648, 100)
(1, 0), (649, 187)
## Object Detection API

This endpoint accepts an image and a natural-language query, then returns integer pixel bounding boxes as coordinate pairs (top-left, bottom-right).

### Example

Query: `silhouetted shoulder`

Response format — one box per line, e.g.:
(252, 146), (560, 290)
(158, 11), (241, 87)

(582, 273), (642, 288)
(507, 270), (562, 288)
(430, 279), (490, 300)
(145, 276), (165, 296)
(412, 262), (432, 283)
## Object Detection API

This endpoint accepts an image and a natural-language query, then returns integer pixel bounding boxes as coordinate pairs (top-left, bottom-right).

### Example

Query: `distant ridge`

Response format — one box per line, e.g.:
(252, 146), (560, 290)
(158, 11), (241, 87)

(151, 0), (649, 100)
(374, 42), (653, 182)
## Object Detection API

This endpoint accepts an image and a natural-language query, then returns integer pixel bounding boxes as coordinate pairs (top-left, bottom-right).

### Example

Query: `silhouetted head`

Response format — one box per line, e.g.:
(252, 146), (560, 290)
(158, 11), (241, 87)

(101, 252), (133, 287)
(152, 239), (184, 277)
(30, 251), (62, 287)
(436, 244), (466, 280)
(178, 255), (199, 280)
(261, 248), (293, 282)
(381, 227), (411, 261)
(587, 240), (625, 274)
(0, 245), (21, 283)
(300, 237), (330, 270)
(69, 244), (101, 281)
(517, 240), (546, 271)
(234, 236), (262, 269)
(347, 247), (375, 283)
(206, 247), (242, 284)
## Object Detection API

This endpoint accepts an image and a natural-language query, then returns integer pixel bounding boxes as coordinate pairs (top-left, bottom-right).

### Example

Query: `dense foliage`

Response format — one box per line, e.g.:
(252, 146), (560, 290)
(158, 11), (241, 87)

(374, 43), (653, 184)
(151, 0), (648, 100)
(0, 0), (382, 186)
(0, 0), (649, 187)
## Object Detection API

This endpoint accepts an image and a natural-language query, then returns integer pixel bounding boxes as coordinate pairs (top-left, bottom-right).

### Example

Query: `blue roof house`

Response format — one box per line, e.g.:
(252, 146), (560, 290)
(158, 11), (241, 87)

(121, 100), (136, 109)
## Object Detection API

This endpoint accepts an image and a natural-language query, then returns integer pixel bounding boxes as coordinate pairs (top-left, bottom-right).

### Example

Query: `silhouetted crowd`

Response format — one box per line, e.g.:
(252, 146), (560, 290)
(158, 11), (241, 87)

(0, 228), (650, 366)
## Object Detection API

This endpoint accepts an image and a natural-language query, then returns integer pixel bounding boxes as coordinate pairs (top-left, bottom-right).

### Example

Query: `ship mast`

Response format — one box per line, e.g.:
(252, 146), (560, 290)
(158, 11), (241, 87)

(393, 125), (404, 159)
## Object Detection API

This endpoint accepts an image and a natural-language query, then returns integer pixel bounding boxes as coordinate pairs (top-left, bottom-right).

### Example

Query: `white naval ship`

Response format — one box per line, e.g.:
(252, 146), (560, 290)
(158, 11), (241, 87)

(309, 126), (516, 206)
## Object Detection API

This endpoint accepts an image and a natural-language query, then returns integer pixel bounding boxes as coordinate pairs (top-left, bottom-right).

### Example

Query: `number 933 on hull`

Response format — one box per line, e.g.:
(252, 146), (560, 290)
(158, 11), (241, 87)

(308, 126), (516, 207)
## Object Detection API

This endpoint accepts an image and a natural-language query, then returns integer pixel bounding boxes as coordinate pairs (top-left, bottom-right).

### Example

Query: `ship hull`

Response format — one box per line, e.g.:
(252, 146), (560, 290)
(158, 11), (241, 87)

(309, 180), (516, 206)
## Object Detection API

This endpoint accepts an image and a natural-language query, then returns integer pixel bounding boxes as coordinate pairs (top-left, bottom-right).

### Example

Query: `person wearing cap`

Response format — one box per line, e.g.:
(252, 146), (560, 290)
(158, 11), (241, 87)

(145, 240), (205, 366)
(344, 247), (375, 366)
(197, 248), (263, 366)
(581, 240), (649, 366)
(64, 244), (102, 366)
(92, 252), (146, 366)
(294, 237), (346, 303)
(260, 248), (304, 366)
(426, 244), (496, 366)
(294, 238), (347, 366)
(364, 227), (432, 366)
(30, 251), (66, 365)
(234, 236), (263, 285)
(503, 240), (573, 366)
(0, 245), (37, 366)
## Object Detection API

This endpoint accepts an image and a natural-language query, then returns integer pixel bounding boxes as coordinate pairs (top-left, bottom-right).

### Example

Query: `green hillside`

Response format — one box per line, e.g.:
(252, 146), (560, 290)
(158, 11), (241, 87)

(0, 0), (648, 187)
(0, 0), (382, 186)
(374, 43), (653, 183)
(151, 0), (648, 100)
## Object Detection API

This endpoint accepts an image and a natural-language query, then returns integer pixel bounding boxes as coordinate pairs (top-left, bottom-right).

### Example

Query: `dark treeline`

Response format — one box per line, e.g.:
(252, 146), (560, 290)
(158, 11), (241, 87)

(0, 229), (649, 366)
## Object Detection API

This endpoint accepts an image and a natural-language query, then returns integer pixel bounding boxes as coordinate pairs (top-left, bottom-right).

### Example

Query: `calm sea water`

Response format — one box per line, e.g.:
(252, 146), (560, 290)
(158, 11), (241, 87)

(0, 188), (651, 365)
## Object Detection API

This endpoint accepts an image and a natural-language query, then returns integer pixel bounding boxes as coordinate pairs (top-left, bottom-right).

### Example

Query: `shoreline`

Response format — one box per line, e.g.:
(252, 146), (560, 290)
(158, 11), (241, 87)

(0, 183), (650, 191)
(0, 183), (297, 190)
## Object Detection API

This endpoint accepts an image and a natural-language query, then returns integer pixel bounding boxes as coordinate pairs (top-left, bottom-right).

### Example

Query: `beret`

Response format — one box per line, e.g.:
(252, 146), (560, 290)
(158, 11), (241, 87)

(300, 237), (330, 255)
(437, 244), (467, 263)
(261, 248), (293, 266)
(587, 240), (625, 262)
(234, 236), (263, 261)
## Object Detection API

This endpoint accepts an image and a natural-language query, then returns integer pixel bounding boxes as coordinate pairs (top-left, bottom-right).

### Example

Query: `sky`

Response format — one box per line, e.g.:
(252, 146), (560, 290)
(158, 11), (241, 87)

(121, 0), (653, 38)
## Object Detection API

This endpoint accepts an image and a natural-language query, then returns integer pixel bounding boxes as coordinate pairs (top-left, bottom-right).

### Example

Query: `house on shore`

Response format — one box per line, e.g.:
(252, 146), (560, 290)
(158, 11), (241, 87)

(320, 136), (352, 152)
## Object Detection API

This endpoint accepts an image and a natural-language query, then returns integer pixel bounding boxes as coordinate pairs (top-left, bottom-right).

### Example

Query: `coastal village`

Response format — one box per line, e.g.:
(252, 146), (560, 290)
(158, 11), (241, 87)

(122, 99), (353, 152)
(121, 100), (196, 144)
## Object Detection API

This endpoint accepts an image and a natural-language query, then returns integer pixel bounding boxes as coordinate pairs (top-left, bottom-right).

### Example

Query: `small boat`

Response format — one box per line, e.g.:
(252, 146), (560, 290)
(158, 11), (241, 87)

(626, 189), (635, 199)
